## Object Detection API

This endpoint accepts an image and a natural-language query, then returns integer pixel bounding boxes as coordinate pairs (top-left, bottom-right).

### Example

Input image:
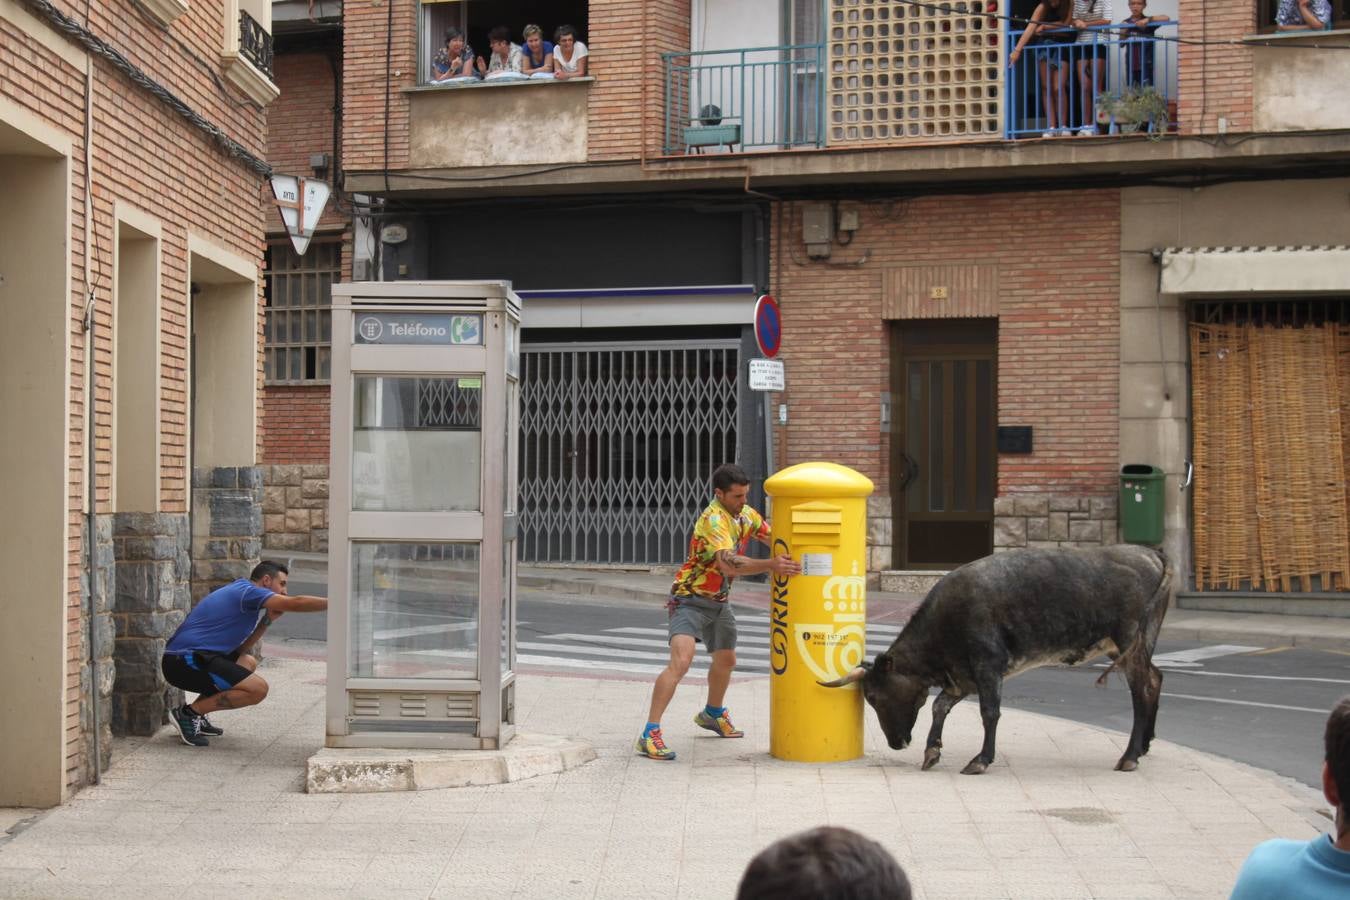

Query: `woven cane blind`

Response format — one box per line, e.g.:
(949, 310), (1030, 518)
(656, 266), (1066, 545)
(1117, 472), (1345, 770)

(1191, 323), (1350, 592)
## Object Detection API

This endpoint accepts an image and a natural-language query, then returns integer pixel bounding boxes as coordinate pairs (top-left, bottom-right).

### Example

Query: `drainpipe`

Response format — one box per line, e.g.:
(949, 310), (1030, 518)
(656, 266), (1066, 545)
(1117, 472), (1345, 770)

(81, 48), (101, 786)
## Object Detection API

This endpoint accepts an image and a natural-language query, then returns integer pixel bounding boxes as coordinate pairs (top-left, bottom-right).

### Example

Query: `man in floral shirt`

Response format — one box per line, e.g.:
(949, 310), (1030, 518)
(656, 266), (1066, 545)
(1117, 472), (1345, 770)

(636, 464), (800, 760)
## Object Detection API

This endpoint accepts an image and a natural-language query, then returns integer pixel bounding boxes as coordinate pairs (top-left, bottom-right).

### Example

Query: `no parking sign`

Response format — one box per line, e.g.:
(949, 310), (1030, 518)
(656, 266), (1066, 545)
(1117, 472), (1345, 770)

(754, 294), (781, 358)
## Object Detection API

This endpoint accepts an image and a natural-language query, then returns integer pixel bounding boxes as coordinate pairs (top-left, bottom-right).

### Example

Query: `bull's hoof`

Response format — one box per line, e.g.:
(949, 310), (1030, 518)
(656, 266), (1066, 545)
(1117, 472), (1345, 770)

(1115, 757), (1139, 772)
(921, 747), (942, 770)
(960, 758), (989, 775)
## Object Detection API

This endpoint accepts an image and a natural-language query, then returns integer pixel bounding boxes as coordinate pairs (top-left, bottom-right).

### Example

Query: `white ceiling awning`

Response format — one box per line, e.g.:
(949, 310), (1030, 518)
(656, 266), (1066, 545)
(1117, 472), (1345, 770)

(1159, 245), (1350, 296)
(516, 285), (758, 329)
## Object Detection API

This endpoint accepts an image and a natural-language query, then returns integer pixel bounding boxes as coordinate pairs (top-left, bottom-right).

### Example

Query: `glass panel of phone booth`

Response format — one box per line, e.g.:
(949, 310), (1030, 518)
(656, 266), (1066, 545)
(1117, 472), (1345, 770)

(349, 542), (480, 680)
(352, 375), (482, 512)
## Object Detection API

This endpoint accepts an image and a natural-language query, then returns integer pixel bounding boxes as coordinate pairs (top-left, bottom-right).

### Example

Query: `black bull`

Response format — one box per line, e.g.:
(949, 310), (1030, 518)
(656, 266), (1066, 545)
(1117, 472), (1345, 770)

(821, 545), (1173, 774)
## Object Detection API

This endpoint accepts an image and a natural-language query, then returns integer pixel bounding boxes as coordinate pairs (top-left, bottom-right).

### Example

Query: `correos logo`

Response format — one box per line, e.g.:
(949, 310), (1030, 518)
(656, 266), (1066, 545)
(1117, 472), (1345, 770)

(357, 317), (383, 342)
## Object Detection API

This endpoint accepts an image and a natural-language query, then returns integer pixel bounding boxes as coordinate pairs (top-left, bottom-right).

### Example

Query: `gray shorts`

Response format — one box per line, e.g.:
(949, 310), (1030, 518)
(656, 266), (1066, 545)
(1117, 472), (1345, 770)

(668, 594), (737, 652)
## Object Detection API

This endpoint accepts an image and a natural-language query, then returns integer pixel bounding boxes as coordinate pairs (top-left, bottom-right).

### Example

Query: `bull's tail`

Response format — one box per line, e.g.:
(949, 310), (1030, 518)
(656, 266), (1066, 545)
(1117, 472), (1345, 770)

(1098, 548), (1174, 687)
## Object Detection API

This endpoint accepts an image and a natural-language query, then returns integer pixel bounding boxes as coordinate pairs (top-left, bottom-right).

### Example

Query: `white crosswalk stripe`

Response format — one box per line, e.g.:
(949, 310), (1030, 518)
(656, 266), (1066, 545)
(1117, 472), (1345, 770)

(513, 614), (903, 677)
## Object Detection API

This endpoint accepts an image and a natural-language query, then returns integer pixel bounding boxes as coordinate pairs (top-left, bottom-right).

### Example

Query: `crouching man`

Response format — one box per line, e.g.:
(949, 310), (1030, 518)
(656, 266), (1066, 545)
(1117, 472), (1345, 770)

(160, 560), (328, 746)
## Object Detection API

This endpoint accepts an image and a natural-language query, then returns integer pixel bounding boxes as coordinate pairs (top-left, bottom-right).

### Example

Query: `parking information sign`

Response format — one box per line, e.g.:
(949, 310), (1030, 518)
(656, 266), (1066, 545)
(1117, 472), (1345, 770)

(754, 294), (782, 358)
(749, 358), (785, 392)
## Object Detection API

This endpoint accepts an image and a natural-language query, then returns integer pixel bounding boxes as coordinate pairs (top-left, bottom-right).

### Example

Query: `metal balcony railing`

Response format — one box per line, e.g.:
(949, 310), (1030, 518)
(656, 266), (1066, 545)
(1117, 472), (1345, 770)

(1005, 21), (1178, 140)
(662, 44), (825, 155)
(240, 9), (274, 80)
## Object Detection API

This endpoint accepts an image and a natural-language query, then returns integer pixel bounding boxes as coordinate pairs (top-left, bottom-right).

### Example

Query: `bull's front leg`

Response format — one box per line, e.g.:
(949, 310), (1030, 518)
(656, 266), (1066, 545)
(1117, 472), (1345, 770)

(923, 689), (966, 770)
(961, 674), (1003, 775)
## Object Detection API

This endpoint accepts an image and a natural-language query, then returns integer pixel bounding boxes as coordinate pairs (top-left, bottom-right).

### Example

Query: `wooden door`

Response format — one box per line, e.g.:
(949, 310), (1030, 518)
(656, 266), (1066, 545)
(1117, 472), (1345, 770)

(891, 320), (997, 569)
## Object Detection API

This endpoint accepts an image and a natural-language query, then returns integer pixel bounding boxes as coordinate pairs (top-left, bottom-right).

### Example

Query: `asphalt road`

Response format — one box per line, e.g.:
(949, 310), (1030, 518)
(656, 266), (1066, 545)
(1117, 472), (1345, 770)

(273, 576), (1348, 789)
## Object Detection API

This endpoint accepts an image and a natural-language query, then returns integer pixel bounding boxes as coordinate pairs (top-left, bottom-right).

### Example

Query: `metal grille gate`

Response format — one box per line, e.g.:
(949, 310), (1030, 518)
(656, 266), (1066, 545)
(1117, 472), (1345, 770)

(519, 341), (740, 565)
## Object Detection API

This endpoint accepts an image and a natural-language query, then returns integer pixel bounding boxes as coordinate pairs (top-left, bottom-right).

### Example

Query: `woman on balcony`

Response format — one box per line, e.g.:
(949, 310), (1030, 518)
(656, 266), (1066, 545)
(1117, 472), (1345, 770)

(553, 25), (589, 80)
(1007, 0), (1076, 137)
(430, 27), (476, 83)
(1071, 0), (1113, 136)
(520, 24), (555, 77)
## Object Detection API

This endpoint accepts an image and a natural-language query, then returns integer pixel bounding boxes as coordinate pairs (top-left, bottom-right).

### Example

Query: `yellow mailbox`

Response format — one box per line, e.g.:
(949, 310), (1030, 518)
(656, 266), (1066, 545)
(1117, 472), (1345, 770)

(764, 462), (875, 762)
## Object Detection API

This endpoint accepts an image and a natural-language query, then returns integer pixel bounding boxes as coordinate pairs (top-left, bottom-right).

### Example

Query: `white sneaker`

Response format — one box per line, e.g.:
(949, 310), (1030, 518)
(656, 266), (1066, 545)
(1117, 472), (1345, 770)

(1077, 125), (1096, 137)
(1041, 130), (1056, 138)
(1056, 127), (1073, 136)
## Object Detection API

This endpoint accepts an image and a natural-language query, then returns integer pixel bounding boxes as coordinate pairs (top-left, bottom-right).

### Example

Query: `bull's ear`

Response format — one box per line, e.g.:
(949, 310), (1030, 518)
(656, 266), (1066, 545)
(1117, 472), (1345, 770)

(874, 654), (892, 674)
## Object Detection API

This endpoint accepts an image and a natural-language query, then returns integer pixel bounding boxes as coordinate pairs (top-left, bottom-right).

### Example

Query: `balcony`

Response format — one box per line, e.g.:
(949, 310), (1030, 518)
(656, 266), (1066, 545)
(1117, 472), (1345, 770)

(222, 0), (279, 106)
(658, 17), (1180, 155)
(661, 45), (825, 155)
(1006, 22), (1178, 140)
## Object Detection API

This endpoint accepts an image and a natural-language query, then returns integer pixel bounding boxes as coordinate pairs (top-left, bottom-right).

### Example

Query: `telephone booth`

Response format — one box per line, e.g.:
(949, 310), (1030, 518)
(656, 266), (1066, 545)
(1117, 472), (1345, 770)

(325, 281), (521, 749)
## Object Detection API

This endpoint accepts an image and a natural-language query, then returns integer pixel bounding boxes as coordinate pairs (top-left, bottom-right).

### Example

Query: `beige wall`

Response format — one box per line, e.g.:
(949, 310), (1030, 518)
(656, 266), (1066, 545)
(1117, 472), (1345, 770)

(0, 137), (71, 807)
(408, 81), (589, 169)
(1253, 37), (1350, 132)
(114, 210), (162, 512)
(1119, 178), (1350, 579)
(189, 240), (259, 469)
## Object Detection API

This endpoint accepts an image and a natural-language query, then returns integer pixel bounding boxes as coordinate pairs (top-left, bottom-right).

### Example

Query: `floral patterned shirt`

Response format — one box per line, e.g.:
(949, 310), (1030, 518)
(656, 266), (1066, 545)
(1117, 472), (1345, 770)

(1276, 0), (1331, 28)
(671, 499), (771, 602)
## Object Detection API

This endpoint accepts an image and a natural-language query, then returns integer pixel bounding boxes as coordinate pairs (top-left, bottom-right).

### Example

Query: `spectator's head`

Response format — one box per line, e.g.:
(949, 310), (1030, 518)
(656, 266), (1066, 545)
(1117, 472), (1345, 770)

(522, 23), (544, 53)
(555, 24), (579, 50)
(736, 827), (911, 900)
(1326, 695), (1350, 840)
(443, 26), (464, 54)
(488, 25), (511, 54)
(1127, 0), (1147, 16)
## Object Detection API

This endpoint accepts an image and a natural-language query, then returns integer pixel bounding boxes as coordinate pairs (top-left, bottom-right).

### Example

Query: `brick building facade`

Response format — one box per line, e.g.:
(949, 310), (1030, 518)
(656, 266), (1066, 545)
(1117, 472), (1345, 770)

(267, 2), (1350, 598)
(1, 0), (277, 806)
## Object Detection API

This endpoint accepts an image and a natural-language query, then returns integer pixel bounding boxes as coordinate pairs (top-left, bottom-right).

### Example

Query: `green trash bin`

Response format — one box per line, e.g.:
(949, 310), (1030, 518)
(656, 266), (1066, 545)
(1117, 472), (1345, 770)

(1119, 464), (1165, 544)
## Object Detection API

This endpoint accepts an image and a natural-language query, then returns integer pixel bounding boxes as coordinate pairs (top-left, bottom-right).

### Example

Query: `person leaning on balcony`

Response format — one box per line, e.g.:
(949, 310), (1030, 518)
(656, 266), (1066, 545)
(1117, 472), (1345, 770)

(553, 24), (589, 79)
(476, 25), (524, 76)
(430, 26), (476, 82)
(520, 24), (555, 76)
(1276, 0), (1332, 30)
(1071, 0), (1113, 136)
(1119, 0), (1169, 88)
(1007, 0), (1076, 138)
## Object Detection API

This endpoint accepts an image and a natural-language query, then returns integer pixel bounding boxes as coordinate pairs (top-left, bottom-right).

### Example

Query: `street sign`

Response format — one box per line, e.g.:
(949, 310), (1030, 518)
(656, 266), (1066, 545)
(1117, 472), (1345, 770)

(749, 358), (785, 392)
(270, 174), (331, 255)
(754, 294), (782, 358)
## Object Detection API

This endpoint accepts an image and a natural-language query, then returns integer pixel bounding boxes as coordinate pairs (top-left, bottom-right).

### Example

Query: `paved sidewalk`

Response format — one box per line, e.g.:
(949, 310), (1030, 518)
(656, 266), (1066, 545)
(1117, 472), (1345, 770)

(0, 654), (1331, 899)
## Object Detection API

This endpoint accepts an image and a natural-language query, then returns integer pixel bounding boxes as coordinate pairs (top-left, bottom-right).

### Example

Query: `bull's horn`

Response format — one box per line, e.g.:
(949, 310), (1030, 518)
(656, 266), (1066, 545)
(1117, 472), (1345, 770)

(817, 667), (867, 688)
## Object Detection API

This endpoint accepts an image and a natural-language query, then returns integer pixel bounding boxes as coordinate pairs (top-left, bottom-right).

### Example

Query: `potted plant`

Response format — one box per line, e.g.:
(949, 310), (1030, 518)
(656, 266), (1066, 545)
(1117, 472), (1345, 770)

(1095, 84), (1169, 137)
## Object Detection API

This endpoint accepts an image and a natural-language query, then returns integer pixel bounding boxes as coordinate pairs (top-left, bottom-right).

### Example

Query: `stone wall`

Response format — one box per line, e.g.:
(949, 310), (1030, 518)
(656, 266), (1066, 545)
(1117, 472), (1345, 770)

(262, 464), (329, 553)
(191, 467), (263, 603)
(994, 494), (1119, 551)
(866, 495), (892, 577)
(110, 512), (190, 737)
(80, 515), (115, 771)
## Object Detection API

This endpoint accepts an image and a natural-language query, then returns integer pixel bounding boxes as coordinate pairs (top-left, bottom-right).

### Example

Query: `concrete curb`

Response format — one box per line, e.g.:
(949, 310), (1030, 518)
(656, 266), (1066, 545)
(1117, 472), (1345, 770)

(305, 732), (597, 794)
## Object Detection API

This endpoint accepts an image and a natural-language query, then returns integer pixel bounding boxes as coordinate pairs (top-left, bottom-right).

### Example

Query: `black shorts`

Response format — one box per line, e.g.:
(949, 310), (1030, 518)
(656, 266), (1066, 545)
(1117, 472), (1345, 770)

(161, 650), (251, 697)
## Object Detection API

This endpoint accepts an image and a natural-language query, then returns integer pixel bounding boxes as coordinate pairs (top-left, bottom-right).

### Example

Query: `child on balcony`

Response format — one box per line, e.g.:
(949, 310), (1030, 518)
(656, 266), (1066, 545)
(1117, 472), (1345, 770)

(1007, 0), (1075, 137)
(430, 27), (476, 83)
(476, 26), (524, 79)
(1119, 0), (1168, 89)
(520, 24), (555, 77)
(553, 25), (589, 80)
